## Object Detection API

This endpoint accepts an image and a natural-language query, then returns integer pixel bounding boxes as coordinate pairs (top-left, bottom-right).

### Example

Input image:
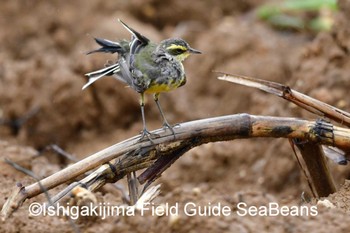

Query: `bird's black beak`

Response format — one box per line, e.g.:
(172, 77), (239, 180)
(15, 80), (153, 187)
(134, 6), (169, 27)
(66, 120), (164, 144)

(188, 47), (202, 54)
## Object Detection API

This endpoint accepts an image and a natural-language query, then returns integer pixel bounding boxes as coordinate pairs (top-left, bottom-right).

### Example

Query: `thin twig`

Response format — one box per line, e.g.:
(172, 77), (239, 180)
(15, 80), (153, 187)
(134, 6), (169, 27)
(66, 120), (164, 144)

(44, 144), (78, 162)
(0, 107), (40, 135)
(4, 159), (52, 206)
(289, 139), (317, 198)
(218, 73), (350, 127)
(3, 159), (80, 233)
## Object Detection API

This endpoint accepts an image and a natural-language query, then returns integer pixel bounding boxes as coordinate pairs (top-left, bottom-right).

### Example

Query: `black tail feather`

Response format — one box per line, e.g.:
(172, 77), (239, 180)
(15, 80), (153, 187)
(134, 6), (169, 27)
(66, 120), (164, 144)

(87, 38), (123, 55)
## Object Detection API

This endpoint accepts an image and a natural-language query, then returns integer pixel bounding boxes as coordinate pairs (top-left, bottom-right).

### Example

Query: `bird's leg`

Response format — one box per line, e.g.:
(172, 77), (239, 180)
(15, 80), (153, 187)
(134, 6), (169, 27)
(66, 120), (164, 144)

(154, 93), (176, 138)
(139, 93), (158, 141)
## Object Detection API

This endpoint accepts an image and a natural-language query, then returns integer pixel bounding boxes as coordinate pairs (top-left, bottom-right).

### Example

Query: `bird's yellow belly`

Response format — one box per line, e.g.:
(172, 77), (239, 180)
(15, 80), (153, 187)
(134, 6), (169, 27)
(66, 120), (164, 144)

(145, 83), (180, 94)
(145, 79), (184, 94)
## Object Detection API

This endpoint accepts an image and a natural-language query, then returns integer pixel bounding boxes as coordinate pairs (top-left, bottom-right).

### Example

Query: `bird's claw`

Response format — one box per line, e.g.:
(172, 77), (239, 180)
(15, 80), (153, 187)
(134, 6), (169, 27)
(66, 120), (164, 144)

(139, 128), (160, 143)
(162, 122), (176, 139)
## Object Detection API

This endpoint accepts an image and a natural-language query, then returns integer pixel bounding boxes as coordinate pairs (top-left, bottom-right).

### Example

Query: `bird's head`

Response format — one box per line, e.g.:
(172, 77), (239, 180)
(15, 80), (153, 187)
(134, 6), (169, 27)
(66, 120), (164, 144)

(159, 38), (201, 62)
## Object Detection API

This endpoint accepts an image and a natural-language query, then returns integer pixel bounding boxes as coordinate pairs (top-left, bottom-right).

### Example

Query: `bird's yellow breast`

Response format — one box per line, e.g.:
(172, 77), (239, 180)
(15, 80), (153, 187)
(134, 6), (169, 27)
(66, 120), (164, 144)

(144, 62), (186, 94)
(145, 82), (181, 93)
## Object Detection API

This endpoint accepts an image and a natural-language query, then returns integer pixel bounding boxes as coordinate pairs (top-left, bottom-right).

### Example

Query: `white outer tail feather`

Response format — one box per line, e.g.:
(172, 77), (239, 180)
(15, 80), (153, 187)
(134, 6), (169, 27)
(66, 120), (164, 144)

(82, 64), (120, 90)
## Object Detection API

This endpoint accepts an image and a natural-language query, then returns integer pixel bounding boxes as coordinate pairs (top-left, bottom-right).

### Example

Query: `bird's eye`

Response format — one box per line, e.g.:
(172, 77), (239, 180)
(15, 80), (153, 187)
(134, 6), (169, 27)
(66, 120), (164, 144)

(172, 48), (185, 55)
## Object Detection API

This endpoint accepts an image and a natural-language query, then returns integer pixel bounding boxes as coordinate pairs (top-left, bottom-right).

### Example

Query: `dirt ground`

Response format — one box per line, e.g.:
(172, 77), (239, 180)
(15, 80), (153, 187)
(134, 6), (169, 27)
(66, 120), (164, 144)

(1, 0), (350, 232)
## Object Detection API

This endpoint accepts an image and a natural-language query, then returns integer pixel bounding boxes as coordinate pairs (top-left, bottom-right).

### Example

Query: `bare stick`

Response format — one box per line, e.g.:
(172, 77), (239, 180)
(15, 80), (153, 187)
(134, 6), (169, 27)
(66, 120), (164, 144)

(44, 144), (78, 162)
(218, 73), (342, 198)
(3, 159), (80, 233)
(289, 139), (317, 198)
(218, 73), (350, 127)
(293, 140), (336, 198)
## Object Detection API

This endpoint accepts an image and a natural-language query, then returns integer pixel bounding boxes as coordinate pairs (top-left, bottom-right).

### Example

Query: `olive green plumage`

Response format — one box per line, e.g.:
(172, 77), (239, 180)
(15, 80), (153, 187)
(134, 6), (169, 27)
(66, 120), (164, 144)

(84, 19), (201, 139)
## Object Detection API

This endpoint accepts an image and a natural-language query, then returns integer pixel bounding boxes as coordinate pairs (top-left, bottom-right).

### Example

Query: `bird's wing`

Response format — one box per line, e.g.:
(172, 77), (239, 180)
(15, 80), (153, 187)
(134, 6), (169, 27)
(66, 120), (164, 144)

(117, 57), (135, 88)
(86, 38), (125, 54)
(118, 19), (150, 47)
(118, 19), (150, 67)
(83, 20), (151, 90)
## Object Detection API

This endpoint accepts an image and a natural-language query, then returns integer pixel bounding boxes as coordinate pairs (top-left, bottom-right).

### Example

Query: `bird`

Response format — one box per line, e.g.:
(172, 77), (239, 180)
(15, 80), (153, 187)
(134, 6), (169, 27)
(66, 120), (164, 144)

(83, 19), (201, 140)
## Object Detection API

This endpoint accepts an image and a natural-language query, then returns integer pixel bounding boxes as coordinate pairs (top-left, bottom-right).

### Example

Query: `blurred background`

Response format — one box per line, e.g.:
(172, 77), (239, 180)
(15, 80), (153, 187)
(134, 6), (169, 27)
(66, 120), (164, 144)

(1, 0), (350, 232)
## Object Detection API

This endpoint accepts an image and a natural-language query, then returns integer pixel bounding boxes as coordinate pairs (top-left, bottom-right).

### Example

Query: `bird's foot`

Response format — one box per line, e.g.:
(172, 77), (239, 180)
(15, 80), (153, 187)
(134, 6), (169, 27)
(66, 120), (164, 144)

(139, 128), (160, 143)
(162, 122), (177, 139)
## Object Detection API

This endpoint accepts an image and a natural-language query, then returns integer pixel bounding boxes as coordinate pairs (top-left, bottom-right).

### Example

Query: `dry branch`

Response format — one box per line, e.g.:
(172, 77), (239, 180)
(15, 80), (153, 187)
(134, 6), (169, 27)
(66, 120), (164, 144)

(218, 73), (350, 198)
(293, 140), (336, 197)
(3, 114), (350, 219)
(218, 73), (350, 127)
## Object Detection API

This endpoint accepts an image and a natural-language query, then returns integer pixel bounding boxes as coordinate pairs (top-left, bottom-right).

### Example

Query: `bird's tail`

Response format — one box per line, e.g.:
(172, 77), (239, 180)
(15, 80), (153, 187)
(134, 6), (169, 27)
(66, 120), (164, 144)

(83, 64), (120, 90)
(86, 38), (126, 55)
(83, 37), (128, 90)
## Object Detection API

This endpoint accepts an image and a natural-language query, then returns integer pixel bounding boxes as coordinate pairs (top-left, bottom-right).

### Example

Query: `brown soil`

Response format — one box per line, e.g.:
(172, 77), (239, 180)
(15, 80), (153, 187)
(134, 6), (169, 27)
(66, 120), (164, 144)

(1, 0), (350, 232)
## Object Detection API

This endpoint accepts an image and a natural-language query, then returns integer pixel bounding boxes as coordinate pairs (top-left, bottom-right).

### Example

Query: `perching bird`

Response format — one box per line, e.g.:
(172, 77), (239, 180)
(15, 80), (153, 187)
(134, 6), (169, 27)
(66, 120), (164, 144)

(83, 19), (201, 140)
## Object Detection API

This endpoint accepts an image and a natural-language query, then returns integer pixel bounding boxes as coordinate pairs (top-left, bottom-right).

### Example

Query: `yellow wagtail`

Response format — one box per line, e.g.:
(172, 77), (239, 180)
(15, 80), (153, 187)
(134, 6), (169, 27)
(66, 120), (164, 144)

(83, 20), (201, 140)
